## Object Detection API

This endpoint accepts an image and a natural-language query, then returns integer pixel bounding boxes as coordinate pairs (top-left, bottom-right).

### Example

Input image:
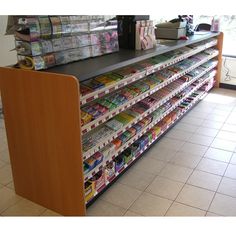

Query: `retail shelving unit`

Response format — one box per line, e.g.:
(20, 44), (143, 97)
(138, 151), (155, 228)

(0, 32), (223, 216)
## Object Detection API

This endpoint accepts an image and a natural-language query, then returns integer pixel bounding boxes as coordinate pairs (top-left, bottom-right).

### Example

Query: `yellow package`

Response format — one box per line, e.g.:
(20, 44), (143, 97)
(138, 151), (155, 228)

(95, 75), (116, 87)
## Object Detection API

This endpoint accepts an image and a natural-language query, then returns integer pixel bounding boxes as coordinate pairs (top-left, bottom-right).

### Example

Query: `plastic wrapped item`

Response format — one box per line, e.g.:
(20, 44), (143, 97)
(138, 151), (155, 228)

(91, 170), (105, 191)
(84, 181), (95, 202)
(60, 16), (72, 36)
(114, 155), (124, 172)
(105, 119), (124, 131)
(105, 162), (115, 182)
(38, 16), (51, 39)
(50, 16), (62, 38)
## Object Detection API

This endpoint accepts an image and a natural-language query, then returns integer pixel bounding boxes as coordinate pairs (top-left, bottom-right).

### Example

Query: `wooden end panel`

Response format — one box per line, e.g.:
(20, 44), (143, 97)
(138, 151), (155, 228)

(0, 68), (85, 216)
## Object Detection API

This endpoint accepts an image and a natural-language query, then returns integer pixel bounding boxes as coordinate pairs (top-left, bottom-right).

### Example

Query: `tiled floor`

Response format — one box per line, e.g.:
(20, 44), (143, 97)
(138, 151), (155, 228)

(1, 88), (236, 216)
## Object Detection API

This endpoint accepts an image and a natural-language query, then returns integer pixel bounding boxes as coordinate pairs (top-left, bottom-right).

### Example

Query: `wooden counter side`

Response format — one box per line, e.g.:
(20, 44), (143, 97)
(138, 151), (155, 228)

(0, 67), (85, 216)
(215, 32), (224, 87)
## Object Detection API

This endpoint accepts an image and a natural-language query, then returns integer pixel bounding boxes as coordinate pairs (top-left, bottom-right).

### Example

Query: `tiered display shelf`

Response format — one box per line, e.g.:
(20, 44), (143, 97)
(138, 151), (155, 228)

(0, 32), (223, 216)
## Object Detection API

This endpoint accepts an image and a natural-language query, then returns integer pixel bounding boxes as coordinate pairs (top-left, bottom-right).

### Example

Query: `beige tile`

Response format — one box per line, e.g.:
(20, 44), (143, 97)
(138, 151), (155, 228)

(191, 106), (214, 114)
(230, 153), (236, 165)
(129, 192), (172, 216)
(180, 142), (208, 156)
(195, 127), (219, 137)
(226, 117), (236, 125)
(206, 212), (221, 216)
(133, 157), (166, 175)
(173, 123), (199, 133)
(100, 183), (142, 209)
(170, 151), (202, 169)
(0, 183), (3, 189)
(205, 114), (228, 122)
(0, 165), (13, 185)
(209, 193), (236, 216)
(165, 129), (193, 142)
(188, 134), (214, 146)
(0, 187), (21, 213)
(0, 149), (10, 164)
(218, 177), (236, 198)
(211, 108), (231, 116)
(186, 110), (209, 119)
(117, 168), (155, 191)
(197, 158), (228, 176)
(40, 209), (61, 216)
(216, 131), (236, 142)
(176, 184), (215, 210)
(142, 146), (176, 162)
(124, 210), (140, 216)
(166, 202), (206, 216)
(221, 124), (236, 133)
(0, 160), (6, 169)
(180, 116), (204, 126)
(211, 138), (236, 152)
(1, 198), (45, 216)
(187, 170), (222, 191)
(6, 181), (15, 190)
(201, 120), (223, 129)
(224, 164), (236, 179)
(204, 147), (233, 163)
(146, 176), (184, 200)
(159, 163), (193, 183)
(86, 199), (126, 216)
(155, 137), (185, 151)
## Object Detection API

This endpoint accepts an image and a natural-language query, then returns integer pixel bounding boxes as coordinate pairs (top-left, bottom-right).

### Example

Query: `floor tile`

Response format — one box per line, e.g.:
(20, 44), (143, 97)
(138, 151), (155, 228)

(205, 114), (228, 123)
(146, 176), (184, 200)
(124, 210), (140, 216)
(230, 153), (236, 165)
(188, 134), (214, 146)
(187, 170), (222, 191)
(224, 164), (236, 179)
(155, 137), (185, 151)
(211, 108), (231, 116)
(197, 158), (228, 176)
(0, 160), (6, 169)
(0, 149), (10, 164)
(218, 177), (236, 198)
(173, 123), (199, 133)
(211, 138), (236, 152)
(6, 181), (14, 190)
(226, 117), (236, 125)
(186, 110), (209, 119)
(1, 198), (45, 216)
(132, 157), (166, 175)
(117, 168), (155, 191)
(141, 146), (176, 162)
(195, 127), (219, 137)
(159, 163), (193, 183)
(176, 184), (215, 210)
(180, 142), (208, 156)
(216, 131), (236, 142)
(204, 147), (233, 163)
(165, 129), (193, 142)
(221, 124), (236, 133)
(100, 183), (142, 210)
(129, 192), (172, 216)
(0, 187), (22, 213)
(180, 116), (204, 126)
(40, 209), (61, 216)
(0, 165), (13, 185)
(206, 212), (221, 216)
(170, 151), (202, 169)
(209, 193), (236, 216)
(86, 199), (126, 216)
(165, 202), (206, 216)
(201, 120), (223, 129)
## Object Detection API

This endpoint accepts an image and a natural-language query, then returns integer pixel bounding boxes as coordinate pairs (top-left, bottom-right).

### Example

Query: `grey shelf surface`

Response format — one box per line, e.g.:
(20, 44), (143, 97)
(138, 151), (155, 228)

(45, 32), (219, 82)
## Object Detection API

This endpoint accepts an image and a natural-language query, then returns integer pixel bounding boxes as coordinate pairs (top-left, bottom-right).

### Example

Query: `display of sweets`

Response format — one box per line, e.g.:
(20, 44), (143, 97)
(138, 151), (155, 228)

(104, 162), (115, 181)
(139, 97), (157, 109)
(81, 110), (93, 126)
(105, 118), (124, 131)
(90, 170), (105, 191)
(113, 66), (141, 79)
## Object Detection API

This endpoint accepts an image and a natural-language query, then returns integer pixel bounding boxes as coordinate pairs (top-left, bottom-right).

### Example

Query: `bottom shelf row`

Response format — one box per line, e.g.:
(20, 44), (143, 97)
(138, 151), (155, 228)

(84, 75), (215, 204)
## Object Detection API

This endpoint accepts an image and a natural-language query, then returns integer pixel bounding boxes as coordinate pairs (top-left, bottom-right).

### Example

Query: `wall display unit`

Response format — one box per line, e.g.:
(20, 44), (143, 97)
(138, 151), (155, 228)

(0, 31), (223, 216)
